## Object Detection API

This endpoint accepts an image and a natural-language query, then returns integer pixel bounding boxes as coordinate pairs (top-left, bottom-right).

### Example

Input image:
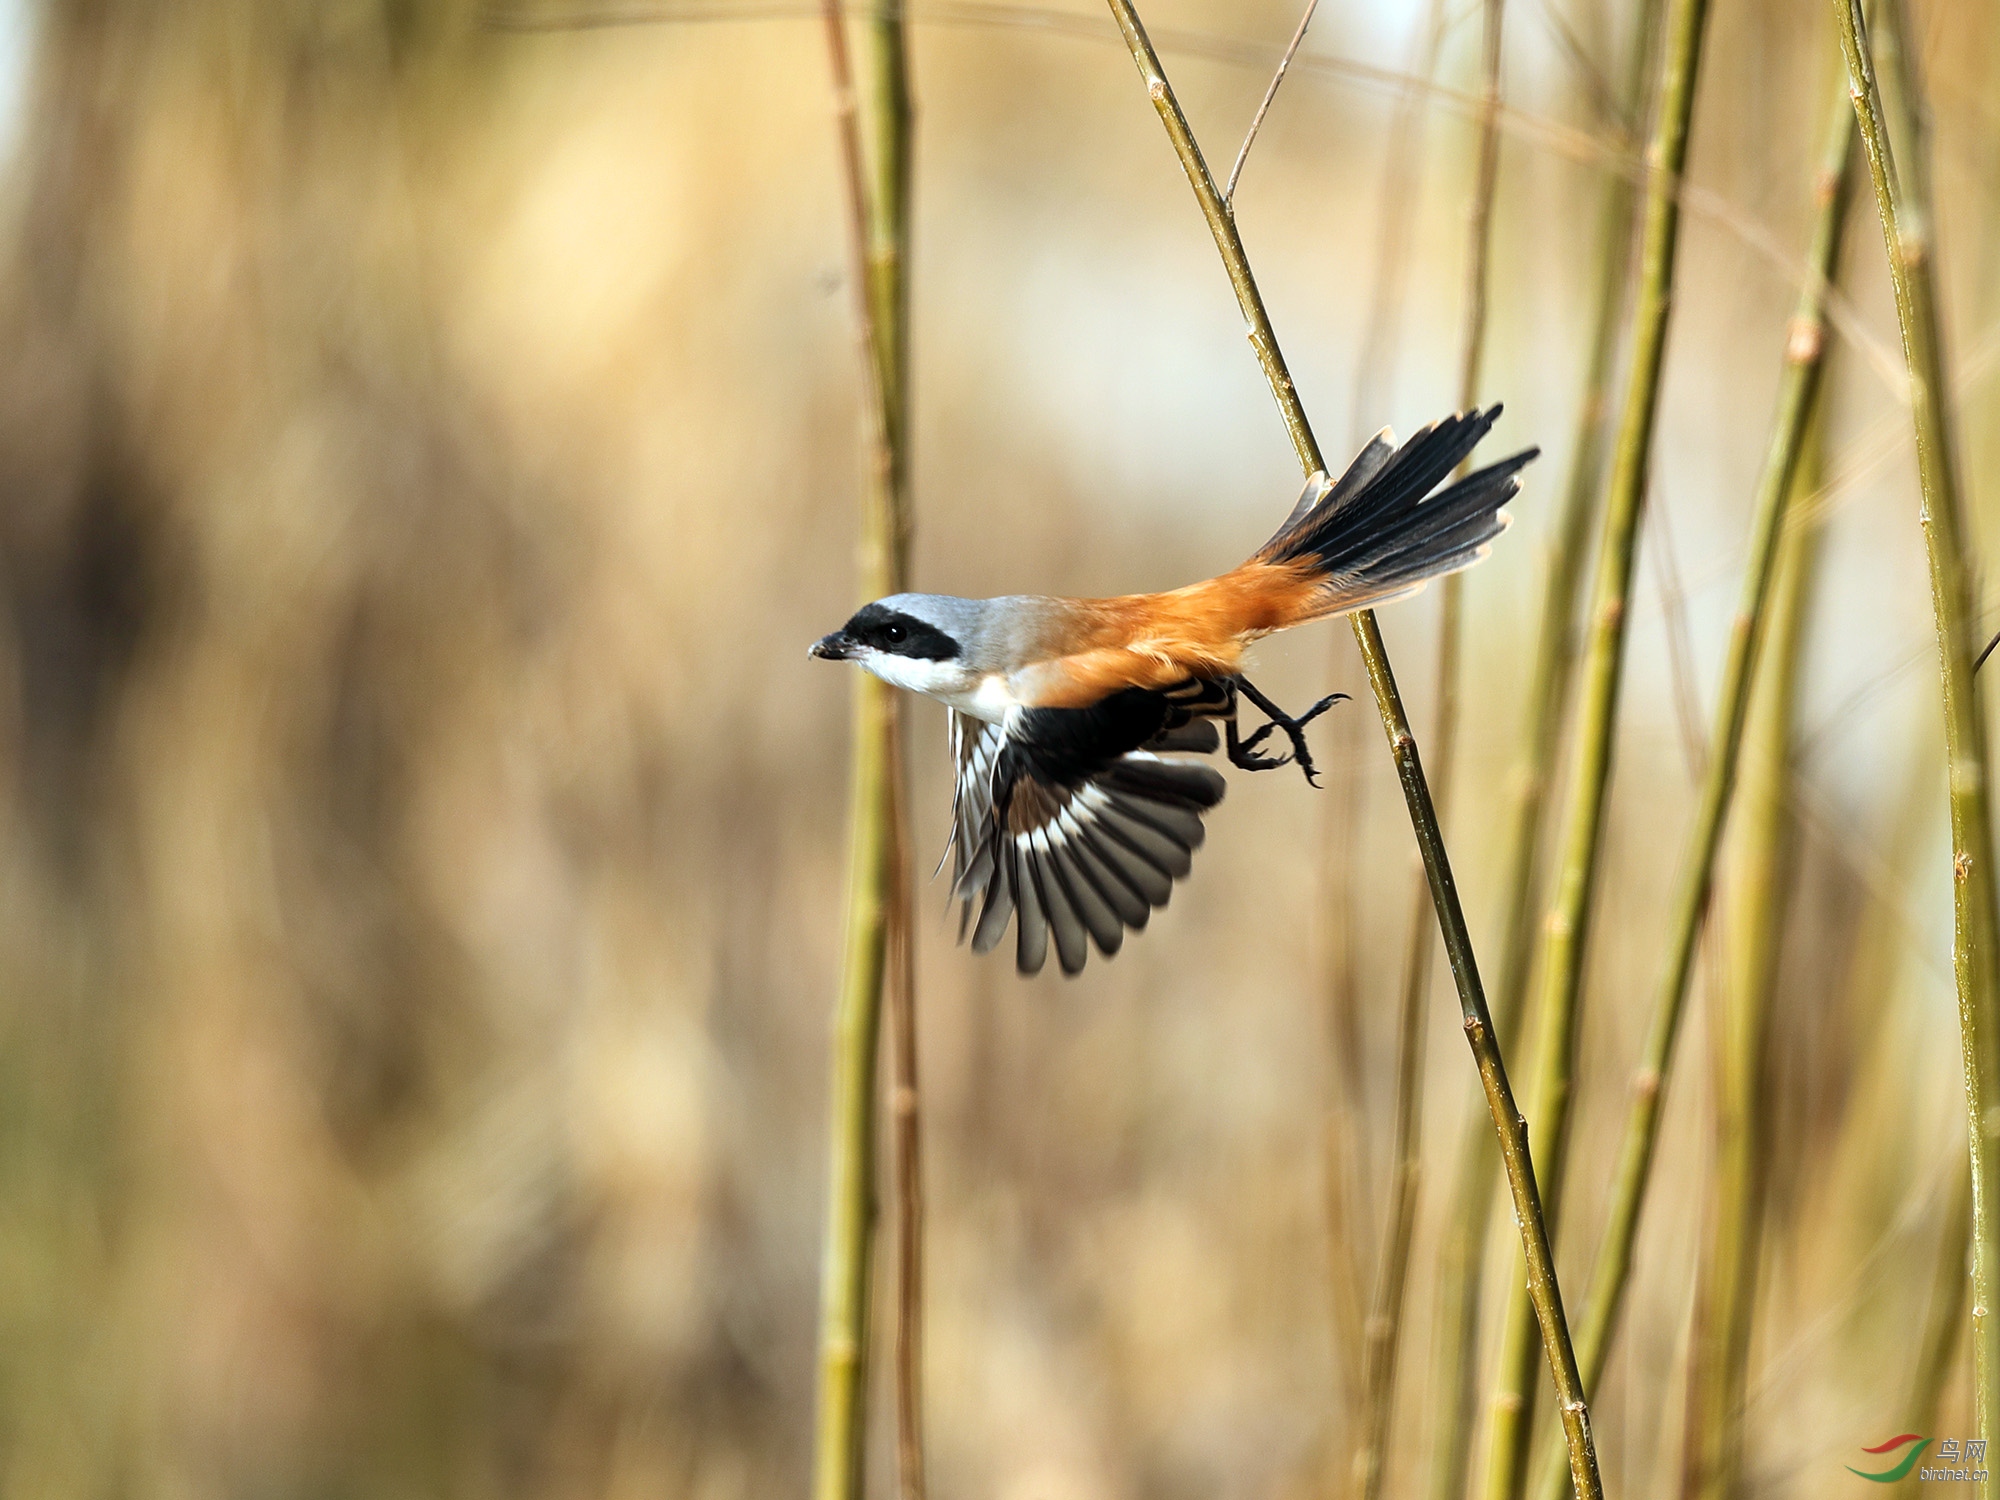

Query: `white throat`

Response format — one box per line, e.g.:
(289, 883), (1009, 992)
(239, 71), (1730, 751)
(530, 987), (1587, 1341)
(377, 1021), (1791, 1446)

(856, 650), (1018, 722)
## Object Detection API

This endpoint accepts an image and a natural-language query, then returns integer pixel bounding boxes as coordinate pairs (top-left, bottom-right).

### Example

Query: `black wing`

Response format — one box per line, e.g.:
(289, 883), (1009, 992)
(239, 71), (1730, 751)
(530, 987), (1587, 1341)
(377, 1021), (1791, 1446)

(946, 686), (1226, 977)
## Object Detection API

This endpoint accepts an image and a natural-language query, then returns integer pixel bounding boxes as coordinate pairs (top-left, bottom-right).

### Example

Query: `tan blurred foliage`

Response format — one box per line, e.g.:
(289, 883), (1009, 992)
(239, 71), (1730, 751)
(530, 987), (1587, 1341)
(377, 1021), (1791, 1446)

(0, 0), (1993, 1496)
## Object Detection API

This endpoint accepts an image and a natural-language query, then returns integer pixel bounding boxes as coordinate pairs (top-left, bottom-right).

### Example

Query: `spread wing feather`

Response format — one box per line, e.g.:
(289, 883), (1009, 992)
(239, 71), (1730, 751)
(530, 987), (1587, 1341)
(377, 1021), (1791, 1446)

(946, 702), (1225, 977)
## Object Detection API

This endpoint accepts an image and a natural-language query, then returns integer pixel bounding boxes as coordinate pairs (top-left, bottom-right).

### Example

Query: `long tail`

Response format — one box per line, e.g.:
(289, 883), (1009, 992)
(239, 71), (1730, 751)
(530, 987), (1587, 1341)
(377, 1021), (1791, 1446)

(1249, 405), (1537, 624)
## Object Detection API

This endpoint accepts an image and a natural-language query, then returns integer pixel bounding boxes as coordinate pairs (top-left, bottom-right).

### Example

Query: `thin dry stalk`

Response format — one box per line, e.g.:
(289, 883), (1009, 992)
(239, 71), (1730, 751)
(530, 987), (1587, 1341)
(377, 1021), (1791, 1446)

(1837, 0), (2000, 1470)
(1520, 92), (1858, 1500)
(1427, 8), (1662, 1493)
(810, 4), (918, 1499)
(1354, 4), (1506, 1495)
(1097, 6), (1601, 1498)
(1224, 0), (1319, 206)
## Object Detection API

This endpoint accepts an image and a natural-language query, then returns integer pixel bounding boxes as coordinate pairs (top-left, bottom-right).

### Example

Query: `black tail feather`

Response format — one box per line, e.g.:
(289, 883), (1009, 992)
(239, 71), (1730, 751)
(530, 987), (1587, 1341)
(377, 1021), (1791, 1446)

(1334, 449), (1538, 578)
(1255, 405), (1536, 614)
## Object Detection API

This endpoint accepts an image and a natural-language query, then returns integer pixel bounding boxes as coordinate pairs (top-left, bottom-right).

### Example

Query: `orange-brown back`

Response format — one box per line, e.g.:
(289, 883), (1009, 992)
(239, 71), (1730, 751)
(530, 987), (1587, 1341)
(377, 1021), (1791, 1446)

(1007, 561), (1322, 709)
(1004, 409), (1535, 710)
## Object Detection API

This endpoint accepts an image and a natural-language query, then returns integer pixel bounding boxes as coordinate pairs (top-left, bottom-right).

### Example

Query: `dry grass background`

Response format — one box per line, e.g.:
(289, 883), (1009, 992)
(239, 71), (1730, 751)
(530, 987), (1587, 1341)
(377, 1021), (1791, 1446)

(0, 0), (1994, 1495)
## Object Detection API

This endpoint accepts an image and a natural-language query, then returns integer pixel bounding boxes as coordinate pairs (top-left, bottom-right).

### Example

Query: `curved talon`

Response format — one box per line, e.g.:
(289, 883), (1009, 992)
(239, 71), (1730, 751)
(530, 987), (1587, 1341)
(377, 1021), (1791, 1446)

(1237, 722), (1281, 754)
(1229, 680), (1347, 786)
(1275, 722), (1319, 783)
(1294, 692), (1346, 727)
(1233, 746), (1292, 771)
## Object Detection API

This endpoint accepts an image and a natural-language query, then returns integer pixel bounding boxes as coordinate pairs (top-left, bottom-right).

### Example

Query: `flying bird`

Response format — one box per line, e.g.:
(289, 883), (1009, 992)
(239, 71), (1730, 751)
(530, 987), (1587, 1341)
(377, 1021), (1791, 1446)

(810, 406), (1536, 976)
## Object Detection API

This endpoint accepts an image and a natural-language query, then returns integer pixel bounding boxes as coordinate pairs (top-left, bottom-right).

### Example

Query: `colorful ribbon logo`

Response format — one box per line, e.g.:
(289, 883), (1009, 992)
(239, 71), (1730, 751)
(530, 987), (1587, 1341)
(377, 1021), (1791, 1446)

(1848, 1435), (1928, 1483)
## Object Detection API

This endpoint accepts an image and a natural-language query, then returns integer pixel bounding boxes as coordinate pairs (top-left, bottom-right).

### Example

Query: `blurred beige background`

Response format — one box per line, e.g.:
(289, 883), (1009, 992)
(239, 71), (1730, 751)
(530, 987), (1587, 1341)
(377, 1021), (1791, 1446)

(0, 0), (1993, 1495)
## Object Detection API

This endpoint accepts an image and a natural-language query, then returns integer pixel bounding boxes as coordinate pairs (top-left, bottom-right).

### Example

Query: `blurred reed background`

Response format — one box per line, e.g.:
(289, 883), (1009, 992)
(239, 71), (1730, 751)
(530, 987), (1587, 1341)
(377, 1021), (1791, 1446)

(0, 0), (1993, 1495)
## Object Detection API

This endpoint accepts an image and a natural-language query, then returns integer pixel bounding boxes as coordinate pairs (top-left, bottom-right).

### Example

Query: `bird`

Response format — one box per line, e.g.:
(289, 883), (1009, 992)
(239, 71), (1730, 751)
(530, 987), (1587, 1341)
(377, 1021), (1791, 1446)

(809, 405), (1537, 977)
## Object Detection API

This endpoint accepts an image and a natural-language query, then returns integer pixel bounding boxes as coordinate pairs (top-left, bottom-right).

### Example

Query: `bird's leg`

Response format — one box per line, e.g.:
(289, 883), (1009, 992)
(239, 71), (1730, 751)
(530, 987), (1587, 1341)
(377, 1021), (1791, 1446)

(1225, 708), (1292, 773)
(1230, 676), (1347, 786)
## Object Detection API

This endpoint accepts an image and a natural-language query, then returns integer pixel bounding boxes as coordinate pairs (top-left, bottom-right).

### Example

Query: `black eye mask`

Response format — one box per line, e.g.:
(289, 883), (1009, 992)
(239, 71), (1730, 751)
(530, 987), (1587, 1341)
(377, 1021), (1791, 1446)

(842, 602), (960, 661)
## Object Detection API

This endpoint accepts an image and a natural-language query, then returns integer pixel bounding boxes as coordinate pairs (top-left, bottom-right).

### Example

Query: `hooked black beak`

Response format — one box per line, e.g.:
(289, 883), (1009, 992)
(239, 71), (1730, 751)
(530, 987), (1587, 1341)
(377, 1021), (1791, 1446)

(809, 631), (853, 661)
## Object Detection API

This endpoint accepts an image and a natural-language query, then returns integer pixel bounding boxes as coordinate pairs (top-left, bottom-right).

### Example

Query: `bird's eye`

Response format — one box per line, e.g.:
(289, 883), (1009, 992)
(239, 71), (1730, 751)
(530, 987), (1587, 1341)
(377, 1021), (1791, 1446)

(884, 624), (906, 645)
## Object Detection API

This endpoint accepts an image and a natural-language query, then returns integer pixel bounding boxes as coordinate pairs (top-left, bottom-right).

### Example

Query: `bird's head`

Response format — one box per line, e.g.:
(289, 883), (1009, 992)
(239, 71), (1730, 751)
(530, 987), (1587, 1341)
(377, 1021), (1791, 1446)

(809, 593), (989, 698)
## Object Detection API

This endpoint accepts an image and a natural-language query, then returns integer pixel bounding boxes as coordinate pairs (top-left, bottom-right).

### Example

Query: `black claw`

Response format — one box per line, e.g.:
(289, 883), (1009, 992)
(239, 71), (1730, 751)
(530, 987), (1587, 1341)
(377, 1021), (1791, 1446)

(1231, 745), (1292, 772)
(1294, 692), (1345, 728)
(1229, 679), (1349, 787)
(1237, 722), (1280, 754)
(1225, 698), (1292, 772)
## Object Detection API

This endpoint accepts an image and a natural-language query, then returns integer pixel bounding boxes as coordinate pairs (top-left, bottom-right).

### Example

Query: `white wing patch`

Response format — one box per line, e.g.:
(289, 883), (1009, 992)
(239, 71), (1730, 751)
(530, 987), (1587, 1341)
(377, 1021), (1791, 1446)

(942, 709), (1224, 977)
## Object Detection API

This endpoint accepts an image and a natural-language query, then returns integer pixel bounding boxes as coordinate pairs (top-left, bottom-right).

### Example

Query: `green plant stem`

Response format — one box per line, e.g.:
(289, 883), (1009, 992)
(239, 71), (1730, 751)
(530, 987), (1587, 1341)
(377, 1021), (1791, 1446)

(1904, 1156), (1975, 1499)
(1326, 0), (1447, 1428)
(886, 727), (925, 1500)
(860, 12), (927, 1494)
(858, 13), (927, 1496)
(1354, 5), (1504, 1495)
(1837, 0), (2000, 1480)
(1878, 0), (1967, 1466)
(811, 5), (915, 1500)
(813, 661), (899, 1500)
(1453, 0), (1504, 422)
(1484, 0), (1714, 1493)
(1322, 699), (1374, 1416)
(1427, 10), (1659, 1497)
(1346, 0), (1449, 445)
(1680, 385), (1824, 1500)
(1871, 0), (1932, 215)
(1097, 7), (1600, 1499)
(1517, 88), (1856, 1500)
(1355, 861), (1436, 1500)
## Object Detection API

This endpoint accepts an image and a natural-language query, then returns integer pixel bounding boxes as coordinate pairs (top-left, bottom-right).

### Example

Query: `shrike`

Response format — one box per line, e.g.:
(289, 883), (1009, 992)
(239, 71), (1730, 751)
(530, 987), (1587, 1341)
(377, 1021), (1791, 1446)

(811, 406), (1535, 976)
